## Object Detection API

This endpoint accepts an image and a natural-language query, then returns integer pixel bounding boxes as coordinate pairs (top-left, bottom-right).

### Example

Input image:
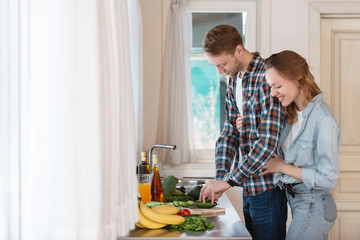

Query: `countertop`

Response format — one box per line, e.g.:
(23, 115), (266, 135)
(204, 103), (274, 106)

(118, 193), (252, 240)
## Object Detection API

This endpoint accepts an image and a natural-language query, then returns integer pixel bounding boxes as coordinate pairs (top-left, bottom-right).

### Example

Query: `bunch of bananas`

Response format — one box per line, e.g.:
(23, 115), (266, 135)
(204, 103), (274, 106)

(136, 201), (185, 229)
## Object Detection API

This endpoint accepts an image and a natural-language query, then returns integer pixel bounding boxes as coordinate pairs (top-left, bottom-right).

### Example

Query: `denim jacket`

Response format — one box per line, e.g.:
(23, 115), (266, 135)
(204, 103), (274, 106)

(273, 93), (340, 191)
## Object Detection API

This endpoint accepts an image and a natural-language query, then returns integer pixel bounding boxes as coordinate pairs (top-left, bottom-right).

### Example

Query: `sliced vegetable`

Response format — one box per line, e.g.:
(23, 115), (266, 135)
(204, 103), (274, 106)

(184, 200), (194, 207)
(196, 200), (217, 208)
(172, 200), (193, 208)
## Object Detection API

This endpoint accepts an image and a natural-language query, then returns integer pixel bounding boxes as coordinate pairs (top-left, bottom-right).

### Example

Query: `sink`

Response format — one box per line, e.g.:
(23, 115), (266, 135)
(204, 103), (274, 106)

(176, 179), (205, 193)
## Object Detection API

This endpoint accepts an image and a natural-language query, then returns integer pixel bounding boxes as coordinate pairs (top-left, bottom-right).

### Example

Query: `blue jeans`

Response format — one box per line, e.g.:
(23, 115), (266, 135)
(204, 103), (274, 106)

(243, 186), (287, 240)
(286, 183), (337, 240)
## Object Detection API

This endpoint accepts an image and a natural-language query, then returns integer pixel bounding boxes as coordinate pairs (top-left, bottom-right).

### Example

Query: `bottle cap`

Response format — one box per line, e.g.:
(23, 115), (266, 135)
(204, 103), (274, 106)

(153, 154), (158, 164)
(141, 151), (147, 157)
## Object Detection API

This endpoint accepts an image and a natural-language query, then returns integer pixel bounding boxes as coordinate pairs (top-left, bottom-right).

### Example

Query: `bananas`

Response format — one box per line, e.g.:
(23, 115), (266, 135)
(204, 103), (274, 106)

(137, 207), (167, 229)
(137, 201), (185, 229)
(135, 222), (145, 228)
(152, 204), (180, 215)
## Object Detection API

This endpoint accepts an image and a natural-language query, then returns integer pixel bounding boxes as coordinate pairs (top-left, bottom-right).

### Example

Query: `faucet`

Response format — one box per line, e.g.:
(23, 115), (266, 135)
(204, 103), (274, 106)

(147, 144), (176, 174)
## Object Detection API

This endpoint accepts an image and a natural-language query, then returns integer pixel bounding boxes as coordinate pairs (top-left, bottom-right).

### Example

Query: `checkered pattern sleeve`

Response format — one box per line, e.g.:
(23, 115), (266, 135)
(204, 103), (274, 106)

(233, 76), (284, 183)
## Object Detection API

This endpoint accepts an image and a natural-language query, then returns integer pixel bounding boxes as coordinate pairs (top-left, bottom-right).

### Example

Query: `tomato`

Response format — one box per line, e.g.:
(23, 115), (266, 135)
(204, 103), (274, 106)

(177, 209), (191, 215)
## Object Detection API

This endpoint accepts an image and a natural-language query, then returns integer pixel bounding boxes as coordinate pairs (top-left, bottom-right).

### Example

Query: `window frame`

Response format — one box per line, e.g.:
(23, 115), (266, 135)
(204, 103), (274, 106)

(188, 1), (257, 51)
(188, 0), (257, 161)
(161, 0), (265, 178)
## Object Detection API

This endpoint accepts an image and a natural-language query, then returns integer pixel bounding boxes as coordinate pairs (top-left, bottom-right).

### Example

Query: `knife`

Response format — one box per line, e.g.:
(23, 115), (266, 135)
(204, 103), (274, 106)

(188, 201), (198, 209)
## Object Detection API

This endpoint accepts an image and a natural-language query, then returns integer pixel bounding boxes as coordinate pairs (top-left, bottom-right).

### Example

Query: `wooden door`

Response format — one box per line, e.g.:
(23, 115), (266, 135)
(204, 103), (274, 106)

(321, 18), (360, 240)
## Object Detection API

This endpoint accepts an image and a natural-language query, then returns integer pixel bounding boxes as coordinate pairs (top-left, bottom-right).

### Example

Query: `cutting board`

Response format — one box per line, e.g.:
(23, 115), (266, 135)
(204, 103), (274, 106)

(187, 206), (225, 215)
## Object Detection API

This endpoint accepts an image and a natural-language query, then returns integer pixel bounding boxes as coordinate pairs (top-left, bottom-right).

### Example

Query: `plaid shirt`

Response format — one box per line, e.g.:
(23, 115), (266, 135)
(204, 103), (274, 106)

(215, 52), (284, 196)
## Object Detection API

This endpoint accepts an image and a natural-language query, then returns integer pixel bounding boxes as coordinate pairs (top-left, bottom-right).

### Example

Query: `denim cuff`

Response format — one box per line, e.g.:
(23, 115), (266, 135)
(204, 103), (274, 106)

(301, 168), (316, 189)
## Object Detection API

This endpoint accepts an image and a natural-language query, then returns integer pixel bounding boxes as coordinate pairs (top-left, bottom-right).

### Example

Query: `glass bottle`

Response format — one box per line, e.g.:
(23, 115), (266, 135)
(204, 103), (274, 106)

(151, 154), (164, 202)
(137, 151), (150, 175)
(137, 151), (151, 204)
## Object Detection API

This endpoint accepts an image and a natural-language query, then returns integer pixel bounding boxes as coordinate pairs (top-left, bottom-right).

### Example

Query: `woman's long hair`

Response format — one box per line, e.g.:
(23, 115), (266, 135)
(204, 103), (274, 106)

(265, 50), (321, 125)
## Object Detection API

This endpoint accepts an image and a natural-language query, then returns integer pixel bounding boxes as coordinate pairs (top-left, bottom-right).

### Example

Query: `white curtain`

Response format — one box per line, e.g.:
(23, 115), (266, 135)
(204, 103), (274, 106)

(156, 0), (195, 166)
(19, 0), (141, 239)
(98, 0), (141, 237)
(0, 0), (18, 239)
(128, 0), (143, 156)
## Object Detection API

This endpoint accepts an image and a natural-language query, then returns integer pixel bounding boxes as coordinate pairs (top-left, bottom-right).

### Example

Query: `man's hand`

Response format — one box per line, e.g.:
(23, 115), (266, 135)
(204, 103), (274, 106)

(199, 180), (231, 204)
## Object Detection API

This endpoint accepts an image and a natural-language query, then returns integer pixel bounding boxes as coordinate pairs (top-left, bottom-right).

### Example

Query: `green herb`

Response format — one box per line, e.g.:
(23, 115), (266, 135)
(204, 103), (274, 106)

(168, 215), (214, 231)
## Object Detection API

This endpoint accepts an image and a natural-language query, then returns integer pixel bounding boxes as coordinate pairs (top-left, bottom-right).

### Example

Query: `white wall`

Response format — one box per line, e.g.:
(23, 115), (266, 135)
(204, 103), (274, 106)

(140, 0), (163, 150)
(141, 0), (350, 150)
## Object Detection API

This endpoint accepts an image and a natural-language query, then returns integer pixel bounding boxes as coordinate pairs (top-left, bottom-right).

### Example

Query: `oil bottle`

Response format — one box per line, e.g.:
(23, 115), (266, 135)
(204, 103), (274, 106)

(137, 151), (150, 175)
(151, 154), (164, 202)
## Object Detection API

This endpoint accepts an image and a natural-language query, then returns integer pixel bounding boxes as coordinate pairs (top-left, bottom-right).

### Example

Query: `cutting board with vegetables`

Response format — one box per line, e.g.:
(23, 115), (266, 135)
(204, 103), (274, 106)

(188, 206), (225, 215)
(186, 200), (225, 215)
(161, 176), (226, 216)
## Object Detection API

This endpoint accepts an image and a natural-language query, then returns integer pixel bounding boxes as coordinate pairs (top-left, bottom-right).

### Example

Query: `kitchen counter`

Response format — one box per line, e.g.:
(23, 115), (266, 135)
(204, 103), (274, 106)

(118, 193), (252, 240)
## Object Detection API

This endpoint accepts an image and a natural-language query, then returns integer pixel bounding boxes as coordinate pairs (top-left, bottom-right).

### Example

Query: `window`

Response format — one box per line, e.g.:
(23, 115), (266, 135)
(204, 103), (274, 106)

(188, 1), (257, 158)
(191, 13), (245, 149)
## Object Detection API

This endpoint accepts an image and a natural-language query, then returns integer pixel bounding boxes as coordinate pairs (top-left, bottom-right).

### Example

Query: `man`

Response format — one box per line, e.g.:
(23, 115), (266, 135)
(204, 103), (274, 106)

(199, 25), (287, 240)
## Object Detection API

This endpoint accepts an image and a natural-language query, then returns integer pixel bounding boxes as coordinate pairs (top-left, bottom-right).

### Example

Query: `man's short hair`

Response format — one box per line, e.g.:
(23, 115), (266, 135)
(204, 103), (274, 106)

(202, 24), (243, 56)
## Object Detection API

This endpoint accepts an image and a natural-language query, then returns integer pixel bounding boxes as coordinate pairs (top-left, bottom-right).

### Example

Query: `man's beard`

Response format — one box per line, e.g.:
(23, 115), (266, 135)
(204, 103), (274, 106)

(229, 59), (242, 77)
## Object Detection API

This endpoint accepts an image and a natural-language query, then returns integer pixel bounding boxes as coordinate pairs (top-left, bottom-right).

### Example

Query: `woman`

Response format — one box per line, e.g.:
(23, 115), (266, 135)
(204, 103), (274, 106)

(237, 50), (340, 239)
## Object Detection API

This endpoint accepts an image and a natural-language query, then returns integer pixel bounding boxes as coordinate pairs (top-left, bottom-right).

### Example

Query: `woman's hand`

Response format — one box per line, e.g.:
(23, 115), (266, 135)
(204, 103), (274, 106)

(260, 153), (303, 182)
(260, 153), (286, 175)
(236, 114), (243, 131)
